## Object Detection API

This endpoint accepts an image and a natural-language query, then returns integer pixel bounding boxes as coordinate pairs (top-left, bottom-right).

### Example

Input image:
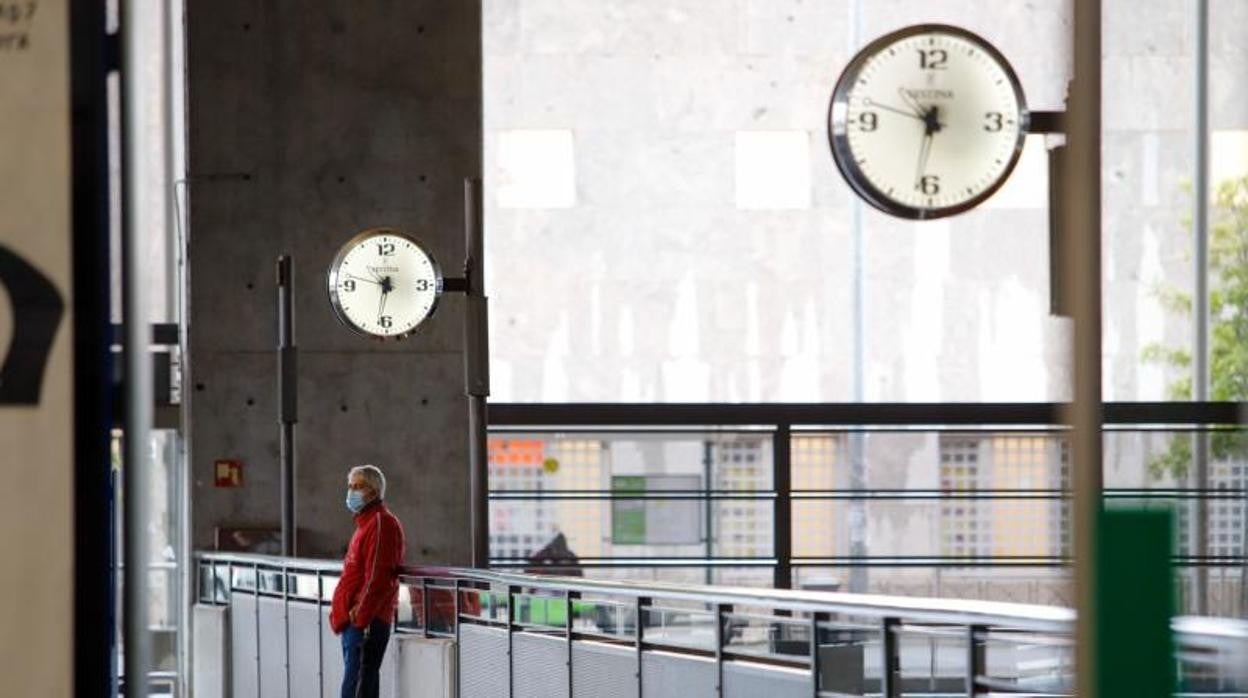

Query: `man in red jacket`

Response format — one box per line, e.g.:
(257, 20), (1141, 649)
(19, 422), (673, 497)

(330, 464), (406, 698)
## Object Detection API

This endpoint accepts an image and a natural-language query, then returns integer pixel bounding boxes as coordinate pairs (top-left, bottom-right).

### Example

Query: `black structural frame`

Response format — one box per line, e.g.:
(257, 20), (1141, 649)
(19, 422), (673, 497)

(71, 0), (115, 694)
(489, 402), (1246, 589)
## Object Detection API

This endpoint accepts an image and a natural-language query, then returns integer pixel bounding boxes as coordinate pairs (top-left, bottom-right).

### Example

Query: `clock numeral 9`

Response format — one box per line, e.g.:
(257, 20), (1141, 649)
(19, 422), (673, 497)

(984, 112), (1004, 132)
(379, 315), (393, 329)
(855, 111), (878, 132)
(378, 242), (396, 256)
(342, 279), (356, 292)
(917, 175), (940, 195)
(415, 279), (431, 292)
(918, 48), (947, 70)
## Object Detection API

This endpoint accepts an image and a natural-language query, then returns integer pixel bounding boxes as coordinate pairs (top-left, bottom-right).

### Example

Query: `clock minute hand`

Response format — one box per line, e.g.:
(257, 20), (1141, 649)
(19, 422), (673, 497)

(863, 97), (925, 122)
(346, 273), (381, 285)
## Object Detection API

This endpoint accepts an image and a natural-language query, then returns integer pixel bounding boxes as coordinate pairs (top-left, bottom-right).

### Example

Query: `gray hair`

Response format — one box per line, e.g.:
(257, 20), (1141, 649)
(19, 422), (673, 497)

(348, 464), (386, 499)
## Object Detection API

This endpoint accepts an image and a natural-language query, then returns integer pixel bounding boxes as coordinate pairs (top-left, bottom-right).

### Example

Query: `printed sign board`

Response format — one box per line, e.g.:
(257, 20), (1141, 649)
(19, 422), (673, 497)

(0, 1), (75, 694)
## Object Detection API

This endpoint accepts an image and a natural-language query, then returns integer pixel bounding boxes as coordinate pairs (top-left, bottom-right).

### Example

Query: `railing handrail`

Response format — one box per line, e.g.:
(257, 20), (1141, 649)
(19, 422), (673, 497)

(196, 551), (1248, 643)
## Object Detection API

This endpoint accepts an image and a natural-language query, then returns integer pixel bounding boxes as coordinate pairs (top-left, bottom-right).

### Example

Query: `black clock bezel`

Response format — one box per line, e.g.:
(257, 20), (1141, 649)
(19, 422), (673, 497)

(326, 227), (444, 341)
(827, 23), (1030, 220)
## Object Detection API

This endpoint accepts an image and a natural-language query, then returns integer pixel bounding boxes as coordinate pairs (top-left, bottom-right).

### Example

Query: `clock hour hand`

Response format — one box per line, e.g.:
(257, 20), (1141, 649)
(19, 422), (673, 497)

(863, 97), (925, 122)
(914, 131), (933, 189)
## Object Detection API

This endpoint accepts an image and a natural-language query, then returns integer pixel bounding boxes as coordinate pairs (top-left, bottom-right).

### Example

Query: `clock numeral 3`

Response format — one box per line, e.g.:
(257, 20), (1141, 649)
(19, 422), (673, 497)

(918, 48), (947, 70)
(415, 279), (431, 292)
(917, 175), (941, 195)
(855, 112), (878, 132)
(378, 242), (396, 256)
(984, 112), (1004, 132)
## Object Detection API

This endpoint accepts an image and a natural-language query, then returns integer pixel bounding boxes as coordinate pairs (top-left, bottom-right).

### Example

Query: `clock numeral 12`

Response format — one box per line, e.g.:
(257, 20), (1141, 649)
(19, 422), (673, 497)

(918, 48), (947, 70)
(378, 242), (396, 256)
(917, 175), (940, 195)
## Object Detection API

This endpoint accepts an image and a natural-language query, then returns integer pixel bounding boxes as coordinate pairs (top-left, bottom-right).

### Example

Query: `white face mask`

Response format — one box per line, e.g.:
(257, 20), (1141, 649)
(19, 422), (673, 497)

(346, 489), (366, 513)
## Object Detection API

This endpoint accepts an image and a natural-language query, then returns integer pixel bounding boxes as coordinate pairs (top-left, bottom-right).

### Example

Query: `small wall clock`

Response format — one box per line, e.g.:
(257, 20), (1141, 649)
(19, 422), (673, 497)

(326, 227), (443, 339)
(828, 24), (1029, 220)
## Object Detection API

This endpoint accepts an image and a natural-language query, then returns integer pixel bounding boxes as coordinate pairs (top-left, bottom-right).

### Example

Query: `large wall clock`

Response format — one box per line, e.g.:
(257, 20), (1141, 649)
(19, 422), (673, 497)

(327, 227), (443, 339)
(828, 24), (1029, 220)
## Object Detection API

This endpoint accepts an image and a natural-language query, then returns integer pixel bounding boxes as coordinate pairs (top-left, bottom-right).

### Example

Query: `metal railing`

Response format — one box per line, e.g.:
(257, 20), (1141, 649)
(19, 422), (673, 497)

(197, 551), (1248, 697)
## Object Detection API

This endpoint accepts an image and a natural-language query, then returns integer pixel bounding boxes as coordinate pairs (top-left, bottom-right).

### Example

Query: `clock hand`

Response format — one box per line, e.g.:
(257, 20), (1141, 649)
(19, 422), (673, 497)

(376, 278), (390, 323)
(863, 97), (925, 122)
(346, 273), (381, 285)
(914, 131), (933, 190)
(897, 87), (926, 118)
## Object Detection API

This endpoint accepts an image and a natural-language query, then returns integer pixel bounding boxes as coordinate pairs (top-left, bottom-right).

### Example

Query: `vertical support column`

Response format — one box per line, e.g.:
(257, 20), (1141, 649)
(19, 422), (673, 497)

(1192, 0), (1211, 617)
(421, 577), (431, 638)
(966, 624), (986, 697)
(277, 255), (297, 557)
(773, 423), (793, 589)
(565, 590), (577, 697)
(635, 596), (648, 698)
(880, 617), (900, 698)
(120, 0), (152, 694)
(464, 178), (491, 569)
(1062, 1), (1103, 696)
(714, 603), (732, 697)
(507, 584), (518, 698)
(809, 612), (827, 697)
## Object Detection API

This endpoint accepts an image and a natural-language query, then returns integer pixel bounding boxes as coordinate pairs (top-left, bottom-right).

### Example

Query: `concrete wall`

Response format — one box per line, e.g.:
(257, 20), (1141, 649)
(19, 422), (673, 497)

(185, 0), (482, 560)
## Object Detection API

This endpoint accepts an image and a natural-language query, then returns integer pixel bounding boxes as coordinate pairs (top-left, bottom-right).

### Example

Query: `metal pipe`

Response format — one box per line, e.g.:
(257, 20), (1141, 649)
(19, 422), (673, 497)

(847, 0), (869, 598)
(120, 0), (152, 694)
(464, 178), (491, 568)
(1062, 0), (1103, 695)
(1193, 0), (1211, 617)
(277, 255), (297, 556)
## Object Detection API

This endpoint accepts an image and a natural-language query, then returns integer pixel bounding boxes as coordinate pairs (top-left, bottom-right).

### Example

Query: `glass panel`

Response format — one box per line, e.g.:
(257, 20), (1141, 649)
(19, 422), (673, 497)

(643, 606), (715, 651)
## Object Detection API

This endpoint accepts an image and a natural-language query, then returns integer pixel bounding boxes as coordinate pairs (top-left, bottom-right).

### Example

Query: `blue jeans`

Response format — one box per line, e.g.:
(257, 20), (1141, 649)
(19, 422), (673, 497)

(341, 618), (391, 698)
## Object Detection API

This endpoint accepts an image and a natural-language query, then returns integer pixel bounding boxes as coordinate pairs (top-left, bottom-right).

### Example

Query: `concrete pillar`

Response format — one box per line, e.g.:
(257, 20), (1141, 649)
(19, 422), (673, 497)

(185, 1), (482, 562)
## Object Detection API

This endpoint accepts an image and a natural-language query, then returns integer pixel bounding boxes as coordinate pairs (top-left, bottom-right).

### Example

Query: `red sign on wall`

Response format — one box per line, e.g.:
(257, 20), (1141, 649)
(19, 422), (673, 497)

(214, 459), (243, 487)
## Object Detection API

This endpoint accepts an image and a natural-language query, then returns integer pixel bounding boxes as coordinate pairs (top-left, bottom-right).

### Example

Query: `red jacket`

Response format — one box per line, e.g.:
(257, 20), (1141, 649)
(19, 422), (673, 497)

(330, 500), (406, 633)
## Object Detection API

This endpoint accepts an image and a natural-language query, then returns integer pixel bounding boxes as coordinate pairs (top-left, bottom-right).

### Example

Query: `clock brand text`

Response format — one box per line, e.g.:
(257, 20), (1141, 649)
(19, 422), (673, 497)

(902, 88), (955, 100)
(367, 265), (401, 273)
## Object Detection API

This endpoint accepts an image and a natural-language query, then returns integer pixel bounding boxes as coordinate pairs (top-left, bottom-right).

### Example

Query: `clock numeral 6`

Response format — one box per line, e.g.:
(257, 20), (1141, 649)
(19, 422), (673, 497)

(343, 279), (356, 292)
(918, 48), (947, 70)
(378, 242), (396, 256)
(855, 112), (878, 132)
(984, 112), (1004, 132)
(379, 315), (393, 329)
(917, 175), (940, 195)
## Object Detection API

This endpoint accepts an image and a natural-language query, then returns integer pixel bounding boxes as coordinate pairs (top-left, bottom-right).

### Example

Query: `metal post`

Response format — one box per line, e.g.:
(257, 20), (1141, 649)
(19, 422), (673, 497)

(714, 603), (732, 697)
(1063, 1), (1103, 695)
(421, 577), (431, 638)
(809, 612), (826, 697)
(774, 424), (793, 589)
(507, 585), (517, 698)
(704, 441), (714, 586)
(464, 178), (491, 568)
(880, 617), (900, 698)
(565, 590), (576, 696)
(120, 0), (152, 694)
(966, 624), (986, 697)
(635, 596), (648, 697)
(277, 255), (297, 557)
(847, 0), (869, 598)
(1193, 0), (1211, 617)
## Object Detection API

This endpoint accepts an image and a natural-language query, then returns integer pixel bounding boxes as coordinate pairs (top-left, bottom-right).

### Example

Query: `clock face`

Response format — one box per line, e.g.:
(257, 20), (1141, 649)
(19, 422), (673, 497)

(828, 24), (1028, 219)
(327, 228), (442, 339)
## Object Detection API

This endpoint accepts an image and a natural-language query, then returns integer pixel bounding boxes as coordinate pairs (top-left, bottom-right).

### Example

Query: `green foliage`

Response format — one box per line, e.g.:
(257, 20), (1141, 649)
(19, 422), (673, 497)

(1143, 176), (1248, 480)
